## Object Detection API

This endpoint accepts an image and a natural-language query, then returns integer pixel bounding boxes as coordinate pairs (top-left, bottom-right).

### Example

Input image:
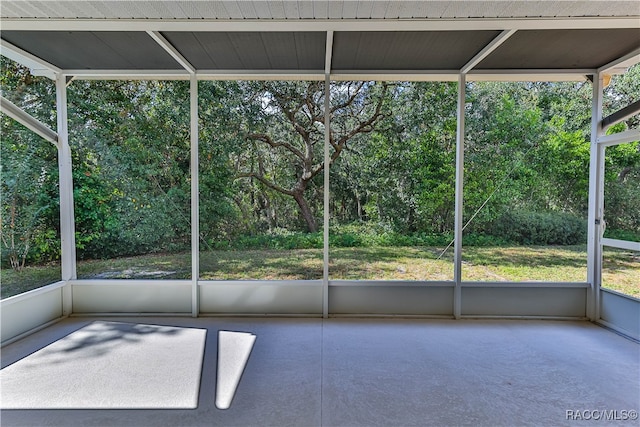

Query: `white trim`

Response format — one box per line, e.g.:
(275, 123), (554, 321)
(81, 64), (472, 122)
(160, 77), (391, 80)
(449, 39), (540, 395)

(0, 317), (65, 347)
(59, 279), (591, 288)
(197, 70), (324, 81)
(597, 47), (640, 74)
(59, 69), (593, 82)
(330, 280), (454, 287)
(0, 38), (61, 77)
(147, 31), (196, 74)
(460, 29), (517, 74)
(69, 312), (193, 317)
(330, 314), (454, 319)
(468, 69), (594, 81)
(0, 96), (58, 145)
(461, 282), (589, 288)
(597, 128), (640, 146)
(60, 70), (190, 79)
(198, 280), (323, 287)
(600, 287), (640, 302)
(587, 74), (604, 322)
(333, 72), (590, 82)
(190, 74), (199, 317)
(56, 75), (77, 291)
(596, 319), (639, 342)
(324, 31), (334, 75)
(70, 279), (192, 286)
(453, 73), (465, 320)
(200, 313), (323, 318)
(322, 33), (332, 319)
(0, 281), (65, 306)
(461, 315), (588, 321)
(602, 238), (640, 252)
(331, 71), (459, 82)
(2, 17), (638, 32)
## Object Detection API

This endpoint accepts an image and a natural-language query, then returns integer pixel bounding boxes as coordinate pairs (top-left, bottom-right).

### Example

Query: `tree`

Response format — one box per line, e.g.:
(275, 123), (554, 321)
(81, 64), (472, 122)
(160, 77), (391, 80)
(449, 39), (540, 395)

(233, 81), (390, 232)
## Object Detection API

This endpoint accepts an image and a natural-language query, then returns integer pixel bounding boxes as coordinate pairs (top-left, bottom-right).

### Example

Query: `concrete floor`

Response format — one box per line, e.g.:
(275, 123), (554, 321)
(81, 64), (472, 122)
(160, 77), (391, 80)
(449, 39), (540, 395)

(1, 317), (638, 427)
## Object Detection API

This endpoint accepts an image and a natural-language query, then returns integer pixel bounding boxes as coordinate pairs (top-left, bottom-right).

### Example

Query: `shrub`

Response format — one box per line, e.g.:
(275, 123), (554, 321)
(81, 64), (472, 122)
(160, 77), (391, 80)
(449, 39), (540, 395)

(489, 210), (587, 245)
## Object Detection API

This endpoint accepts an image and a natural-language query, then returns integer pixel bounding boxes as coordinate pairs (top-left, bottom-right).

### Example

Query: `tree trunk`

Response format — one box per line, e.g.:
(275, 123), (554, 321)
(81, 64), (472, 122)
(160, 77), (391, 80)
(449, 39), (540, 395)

(293, 191), (318, 232)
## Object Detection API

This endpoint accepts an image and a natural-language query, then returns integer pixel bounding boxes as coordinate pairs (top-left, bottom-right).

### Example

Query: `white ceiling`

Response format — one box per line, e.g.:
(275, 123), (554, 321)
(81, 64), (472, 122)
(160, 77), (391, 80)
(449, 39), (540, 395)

(1, 1), (638, 81)
(1, 0), (639, 20)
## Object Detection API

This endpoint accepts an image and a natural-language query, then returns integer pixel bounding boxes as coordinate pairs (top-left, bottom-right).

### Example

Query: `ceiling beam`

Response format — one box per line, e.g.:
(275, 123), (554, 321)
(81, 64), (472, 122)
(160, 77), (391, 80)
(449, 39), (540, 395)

(0, 96), (58, 145)
(598, 47), (640, 74)
(59, 69), (191, 80)
(0, 39), (61, 79)
(146, 31), (196, 74)
(461, 29), (516, 74)
(2, 17), (638, 32)
(325, 31), (334, 75)
(57, 68), (593, 82)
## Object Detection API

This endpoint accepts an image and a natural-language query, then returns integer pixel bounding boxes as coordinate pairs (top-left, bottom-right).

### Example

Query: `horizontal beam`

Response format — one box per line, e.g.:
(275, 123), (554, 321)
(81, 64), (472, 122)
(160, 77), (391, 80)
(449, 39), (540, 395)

(2, 17), (639, 32)
(330, 280), (454, 287)
(602, 238), (640, 252)
(332, 69), (591, 82)
(60, 69), (190, 80)
(199, 280), (323, 287)
(59, 68), (593, 82)
(0, 96), (58, 144)
(0, 38), (61, 78)
(60, 68), (594, 82)
(597, 128), (640, 146)
(70, 279), (192, 286)
(461, 281), (589, 288)
(196, 70), (324, 81)
(602, 100), (640, 130)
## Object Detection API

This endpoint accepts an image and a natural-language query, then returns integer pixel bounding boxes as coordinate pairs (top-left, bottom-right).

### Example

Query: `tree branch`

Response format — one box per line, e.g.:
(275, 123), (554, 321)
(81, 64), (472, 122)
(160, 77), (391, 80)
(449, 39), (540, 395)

(236, 172), (295, 196)
(247, 133), (305, 161)
(330, 81), (367, 114)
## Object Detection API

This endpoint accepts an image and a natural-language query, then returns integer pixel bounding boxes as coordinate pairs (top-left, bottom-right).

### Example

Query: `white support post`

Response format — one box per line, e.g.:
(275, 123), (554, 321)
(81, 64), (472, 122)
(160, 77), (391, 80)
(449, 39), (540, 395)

(56, 74), (77, 315)
(453, 73), (466, 319)
(587, 74), (605, 321)
(323, 74), (330, 319)
(190, 74), (199, 317)
(323, 31), (333, 319)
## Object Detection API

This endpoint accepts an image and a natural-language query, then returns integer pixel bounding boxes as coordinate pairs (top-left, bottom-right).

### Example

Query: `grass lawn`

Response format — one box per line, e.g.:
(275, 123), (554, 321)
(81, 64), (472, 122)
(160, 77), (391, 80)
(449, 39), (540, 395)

(1, 245), (638, 299)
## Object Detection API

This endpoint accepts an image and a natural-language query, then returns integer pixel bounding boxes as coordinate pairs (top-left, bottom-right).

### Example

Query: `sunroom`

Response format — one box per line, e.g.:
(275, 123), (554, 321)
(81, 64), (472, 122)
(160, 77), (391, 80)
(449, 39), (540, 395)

(0, 1), (638, 426)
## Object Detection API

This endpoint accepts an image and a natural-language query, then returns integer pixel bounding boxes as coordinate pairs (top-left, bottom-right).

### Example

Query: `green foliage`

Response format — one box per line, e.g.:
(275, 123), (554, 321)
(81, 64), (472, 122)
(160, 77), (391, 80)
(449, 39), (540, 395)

(489, 211), (587, 245)
(1, 58), (638, 271)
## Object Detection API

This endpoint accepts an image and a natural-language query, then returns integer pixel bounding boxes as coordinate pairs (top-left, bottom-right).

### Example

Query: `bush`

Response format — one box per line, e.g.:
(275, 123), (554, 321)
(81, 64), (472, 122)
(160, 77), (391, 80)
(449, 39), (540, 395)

(489, 210), (587, 245)
(604, 228), (640, 242)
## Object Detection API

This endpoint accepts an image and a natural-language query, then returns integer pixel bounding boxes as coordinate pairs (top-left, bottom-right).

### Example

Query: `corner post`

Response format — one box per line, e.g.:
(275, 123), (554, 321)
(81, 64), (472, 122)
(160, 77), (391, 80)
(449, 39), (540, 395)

(56, 74), (76, 316)
(587, 74), (605, 321)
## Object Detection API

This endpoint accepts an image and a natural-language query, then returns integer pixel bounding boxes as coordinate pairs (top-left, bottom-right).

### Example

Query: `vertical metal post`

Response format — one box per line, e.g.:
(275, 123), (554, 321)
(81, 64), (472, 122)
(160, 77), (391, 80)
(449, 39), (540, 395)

(323, 75), (330, 319)
(587, 74), (604, 321)
(453, 73), (466, 319)
(322, 31), (333, 319)
(56, 74), (76, 316)
(190, 74), (199, 317)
